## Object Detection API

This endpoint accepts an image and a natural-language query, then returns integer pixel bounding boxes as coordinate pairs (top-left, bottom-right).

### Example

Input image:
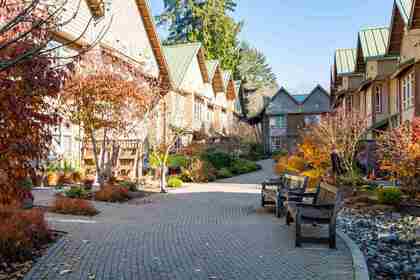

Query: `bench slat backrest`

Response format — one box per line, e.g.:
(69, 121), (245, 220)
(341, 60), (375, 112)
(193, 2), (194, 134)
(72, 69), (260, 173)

(316, 183), (345, 216)
(283, 174), (308, 193)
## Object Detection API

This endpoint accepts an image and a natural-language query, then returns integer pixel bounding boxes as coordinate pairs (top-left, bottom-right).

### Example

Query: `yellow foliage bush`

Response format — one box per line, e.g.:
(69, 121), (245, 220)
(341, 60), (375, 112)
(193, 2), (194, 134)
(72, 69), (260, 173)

(300, 169), (322, 190)
(274, 155), (306, 175)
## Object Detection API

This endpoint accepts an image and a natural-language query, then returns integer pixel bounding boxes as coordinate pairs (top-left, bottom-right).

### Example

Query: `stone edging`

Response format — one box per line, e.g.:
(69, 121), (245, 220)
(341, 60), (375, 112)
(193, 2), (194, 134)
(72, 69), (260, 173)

(337, 230), (370, 280)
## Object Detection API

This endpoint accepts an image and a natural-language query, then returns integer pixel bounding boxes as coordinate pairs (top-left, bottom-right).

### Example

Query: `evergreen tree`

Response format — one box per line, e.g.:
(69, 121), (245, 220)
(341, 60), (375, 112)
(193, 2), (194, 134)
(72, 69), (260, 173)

(237, 42), (278, 90)
(156, 0), (241, 71)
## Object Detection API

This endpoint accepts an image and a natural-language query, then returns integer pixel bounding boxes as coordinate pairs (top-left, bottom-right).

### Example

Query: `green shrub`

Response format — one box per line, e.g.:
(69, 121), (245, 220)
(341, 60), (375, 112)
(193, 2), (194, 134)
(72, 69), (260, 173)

(65, 187), (88, 199)
(168, 154), (189, 168)
(230, 159), (259, 175)
(217, 168), (233, 179)
(272, 150), (288, 159)
(202, 151), (233, 170)
(243, 143), (266, 161)
(167, 176), (183, 188)
(377, 187), (402, 205)
(179, 168), (194, 182)
(119, 181), (138, 192)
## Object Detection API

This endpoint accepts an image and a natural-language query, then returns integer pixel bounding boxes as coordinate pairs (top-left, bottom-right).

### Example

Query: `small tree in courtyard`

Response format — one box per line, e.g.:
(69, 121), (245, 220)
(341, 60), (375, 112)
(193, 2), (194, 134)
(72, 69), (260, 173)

(61, 55), (164, 187)
(304, 109), (369, 185)
(151, 126), (191, 193)
(376, 118), (420, 198)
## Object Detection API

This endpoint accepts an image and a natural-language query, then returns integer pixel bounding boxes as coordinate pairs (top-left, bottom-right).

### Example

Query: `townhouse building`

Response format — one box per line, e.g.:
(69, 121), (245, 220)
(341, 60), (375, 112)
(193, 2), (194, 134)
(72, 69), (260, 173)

(51, 0), (173, 177)
(261, 85), (330, 153)
(162, 42), (243, 145)
(331, 0), (420, 135)
(48, 0), (252, 178)
(387, 0), (420, 124)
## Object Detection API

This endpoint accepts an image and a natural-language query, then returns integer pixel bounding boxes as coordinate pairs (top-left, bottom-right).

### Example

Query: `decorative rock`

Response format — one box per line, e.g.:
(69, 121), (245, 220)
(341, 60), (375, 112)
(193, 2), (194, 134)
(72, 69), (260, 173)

(338, 208), (420, 279)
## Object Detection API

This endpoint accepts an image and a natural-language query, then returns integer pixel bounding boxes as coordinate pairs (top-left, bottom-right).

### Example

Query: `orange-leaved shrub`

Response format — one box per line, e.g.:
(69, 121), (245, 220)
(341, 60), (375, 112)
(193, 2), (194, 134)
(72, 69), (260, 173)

(274, 155), (306, 175)
(52, 197), (98, 216)
(94, 184), (129, 202)
(300, 169), (323, 190)
(0, 203), (51, 261)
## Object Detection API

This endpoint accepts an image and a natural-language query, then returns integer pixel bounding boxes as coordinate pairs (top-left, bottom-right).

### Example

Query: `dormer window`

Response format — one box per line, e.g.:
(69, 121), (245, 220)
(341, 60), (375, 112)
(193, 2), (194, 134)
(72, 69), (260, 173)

(86, 0), (107, 19)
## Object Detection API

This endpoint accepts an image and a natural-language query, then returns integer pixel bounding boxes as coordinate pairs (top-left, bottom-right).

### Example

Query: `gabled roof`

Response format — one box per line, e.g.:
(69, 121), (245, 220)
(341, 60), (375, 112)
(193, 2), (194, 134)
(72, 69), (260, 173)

(358, 27), (390, 59)
(271, 85), (329, 105)
(335, 48), (357, 75)
(302, 84), (330, 102)
(135, 0), (172, 88)
(271, 87), (300, 105)
(396, 0), (413, 24)
(163, 42), (209, 90)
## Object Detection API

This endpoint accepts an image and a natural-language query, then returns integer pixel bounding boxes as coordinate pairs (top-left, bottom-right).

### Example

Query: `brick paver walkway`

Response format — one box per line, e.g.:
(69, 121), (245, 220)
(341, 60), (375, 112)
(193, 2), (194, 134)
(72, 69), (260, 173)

(26, 160), (353, 280)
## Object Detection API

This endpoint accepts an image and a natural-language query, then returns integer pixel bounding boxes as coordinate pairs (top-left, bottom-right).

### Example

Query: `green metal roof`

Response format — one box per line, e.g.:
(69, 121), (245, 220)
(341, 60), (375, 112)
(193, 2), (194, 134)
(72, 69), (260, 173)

(358, 27), (389, 59)
(222, 70), (232, 91)
(163, 42), (202, 89)
(396, 0), (413, 24)
(335, 48), (357, 75)
(206, 60), (219, 81)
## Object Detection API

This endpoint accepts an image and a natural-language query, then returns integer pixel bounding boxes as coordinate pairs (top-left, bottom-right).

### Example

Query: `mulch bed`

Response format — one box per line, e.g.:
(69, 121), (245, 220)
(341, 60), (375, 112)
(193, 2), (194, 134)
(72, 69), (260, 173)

(0, 231), (64, 280)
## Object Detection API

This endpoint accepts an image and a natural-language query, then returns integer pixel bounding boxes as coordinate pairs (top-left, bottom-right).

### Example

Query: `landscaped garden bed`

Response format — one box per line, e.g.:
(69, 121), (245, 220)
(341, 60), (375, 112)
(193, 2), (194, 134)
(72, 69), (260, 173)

(0, 206), (63, 280)
(270, 112), (420, 279)
(163, 141), (262, 185)
(338, 208), (420, 279)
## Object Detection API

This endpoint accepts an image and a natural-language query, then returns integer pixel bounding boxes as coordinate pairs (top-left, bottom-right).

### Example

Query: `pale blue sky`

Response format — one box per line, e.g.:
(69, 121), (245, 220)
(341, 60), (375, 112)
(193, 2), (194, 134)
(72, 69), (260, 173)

(148, 0), (393, 93)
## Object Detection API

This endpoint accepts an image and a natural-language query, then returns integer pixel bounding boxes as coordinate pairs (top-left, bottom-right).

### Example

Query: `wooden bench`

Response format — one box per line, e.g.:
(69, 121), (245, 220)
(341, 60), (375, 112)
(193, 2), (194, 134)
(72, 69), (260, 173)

(261, 174), (309, 218)
(285, 183), (344, 249)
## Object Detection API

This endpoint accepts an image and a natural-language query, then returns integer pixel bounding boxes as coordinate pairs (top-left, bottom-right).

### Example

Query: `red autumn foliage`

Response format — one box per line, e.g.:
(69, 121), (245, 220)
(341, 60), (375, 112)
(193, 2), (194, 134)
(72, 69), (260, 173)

(61, 52), (165, 186)
(52, 197), (99, 216)
(94, 184), (130, 202)
(377, 118), (420, 198)
(0, 1), (72, 204)
(0, 204), (51, 262)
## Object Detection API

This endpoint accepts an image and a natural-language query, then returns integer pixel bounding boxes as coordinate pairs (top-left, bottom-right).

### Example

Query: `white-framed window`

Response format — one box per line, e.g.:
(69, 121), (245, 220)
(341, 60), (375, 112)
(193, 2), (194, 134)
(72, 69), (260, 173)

(402, 72), (414, 110)
(304, 115), (321, 126)
(207, 106), (212, 122)
(374, 85), (382, 113)
(194, 100), (201, 121)
(270, 115), (287, 129)
(173, 94), (185, 126)
(271, 136), (284, 151)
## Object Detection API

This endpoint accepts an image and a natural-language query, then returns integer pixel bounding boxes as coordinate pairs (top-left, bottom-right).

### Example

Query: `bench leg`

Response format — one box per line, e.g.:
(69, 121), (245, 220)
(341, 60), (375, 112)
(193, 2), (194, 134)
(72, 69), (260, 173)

(329, 222), (336, 249)
(275, 193), (283, 218)
(261, 192), (265, 207)
(286, 211), (291, 226)
(295, 214), (302, 247)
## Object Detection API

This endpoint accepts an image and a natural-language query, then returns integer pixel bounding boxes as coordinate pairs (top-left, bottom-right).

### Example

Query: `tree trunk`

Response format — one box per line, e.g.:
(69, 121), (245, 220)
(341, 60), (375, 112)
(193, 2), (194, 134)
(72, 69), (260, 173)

(105, 140), (120, 181)
(133, 142), (143, 183)
(99, 128), (107, 173)
(90, 133), (104, 187)
(160, 164), (167, 193)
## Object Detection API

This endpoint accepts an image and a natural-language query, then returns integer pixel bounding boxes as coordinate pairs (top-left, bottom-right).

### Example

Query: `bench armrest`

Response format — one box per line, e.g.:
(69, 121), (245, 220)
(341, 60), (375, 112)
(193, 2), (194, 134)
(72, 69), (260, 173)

(288, 191), (317, 197)
(295, 203), (335, 210)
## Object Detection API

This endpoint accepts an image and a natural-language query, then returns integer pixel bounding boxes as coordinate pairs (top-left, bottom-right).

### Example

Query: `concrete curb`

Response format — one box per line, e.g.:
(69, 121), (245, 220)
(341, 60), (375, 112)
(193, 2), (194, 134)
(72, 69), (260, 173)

(337, 231), (370, 280)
